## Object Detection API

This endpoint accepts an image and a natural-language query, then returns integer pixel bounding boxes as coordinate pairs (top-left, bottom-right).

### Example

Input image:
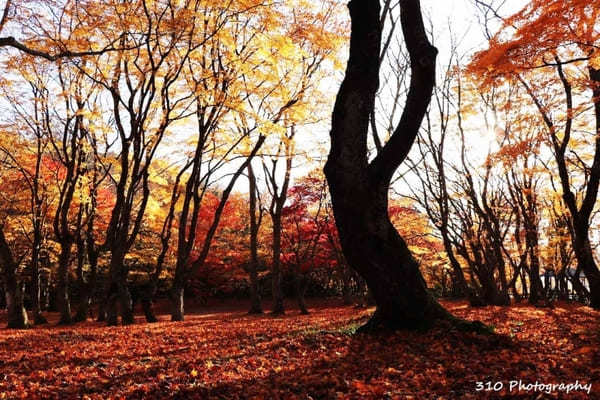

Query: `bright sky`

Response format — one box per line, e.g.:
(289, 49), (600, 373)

(248, 0), (527, 195)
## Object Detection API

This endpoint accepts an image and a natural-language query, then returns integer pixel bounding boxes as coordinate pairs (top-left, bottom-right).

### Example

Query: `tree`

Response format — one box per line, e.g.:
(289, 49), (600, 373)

(246, 162), (264, 314)
(0, 227), (29, 328)
(48, 62), (95, 325)
(407, 53), (472, 300)
(469, 0), (600, 308)
(166, 0), (283, 321)
(282, 174), (331, 314)
(262, 127), (295, 315)
(0, 64), (53, 324)
(0, 0), (135, 61)
(325, 0), (450, 330)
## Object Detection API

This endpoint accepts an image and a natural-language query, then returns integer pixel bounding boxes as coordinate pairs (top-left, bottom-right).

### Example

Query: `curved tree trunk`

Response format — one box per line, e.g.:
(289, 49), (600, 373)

(141, 289), (158, 323)
(96, 274), (108, 322)
(5, 282), (29, 329)
(324, 0), (479, 331)
(325, 178), (448, 329)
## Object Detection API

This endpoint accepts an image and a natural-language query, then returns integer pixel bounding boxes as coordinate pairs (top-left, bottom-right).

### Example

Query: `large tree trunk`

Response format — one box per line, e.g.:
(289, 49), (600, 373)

(141, 289), (158, 323)
(56, 239), (73, 325)
(544, 65), (600, 309)
(5, 282), (29, 329)
(170, 255), (186, 322)
(73, 235), (90, 322)
(325, 179), (448, 329)
(577, 67), (600, 309)
(569, 267), (590, 302)
(0, 229), (29, 329)
(107, 245), (134, 325)
(528, 247), (544, 305)
(324, 0), (481, 331)
(30, 240), (47, 325)
(270, 215), (285, 315)
(171, 277), (185, 322)
(96, 274), (108, 322)
(573, 232), (600, 307)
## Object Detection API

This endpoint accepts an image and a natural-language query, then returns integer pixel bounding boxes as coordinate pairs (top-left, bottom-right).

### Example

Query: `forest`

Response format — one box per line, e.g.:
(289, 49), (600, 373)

(0, 0), (598, 398)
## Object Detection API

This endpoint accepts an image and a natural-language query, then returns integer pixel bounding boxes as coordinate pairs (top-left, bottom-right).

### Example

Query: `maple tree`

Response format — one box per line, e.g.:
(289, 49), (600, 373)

(468, 0), (600, 309)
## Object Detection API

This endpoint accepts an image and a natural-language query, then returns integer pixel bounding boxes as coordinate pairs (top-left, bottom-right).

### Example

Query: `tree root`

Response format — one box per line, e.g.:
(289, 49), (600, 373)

(355, 302), (494, 335)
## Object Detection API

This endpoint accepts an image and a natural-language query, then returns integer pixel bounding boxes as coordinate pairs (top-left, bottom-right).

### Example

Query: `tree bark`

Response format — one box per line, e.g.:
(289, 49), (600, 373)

(107, 245), (134, 325)
(30, 238), (47, 325)
(171, 279), (185, 322)
(325, 0), (458, 331)
(295, 270), (309, 315)
(0, 229), (29, 329)
(573, 231), (599, 306)
(73, 233), (90, 322)
(247, 163), (263, 314)
(56, 239), (73, 325)
(270, 214), (285, 315)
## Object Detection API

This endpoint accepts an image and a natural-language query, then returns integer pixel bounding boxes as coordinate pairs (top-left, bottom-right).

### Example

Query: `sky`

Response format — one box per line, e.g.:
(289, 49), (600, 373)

(0, 0), (526, 194)
(242, 0), (529, 196)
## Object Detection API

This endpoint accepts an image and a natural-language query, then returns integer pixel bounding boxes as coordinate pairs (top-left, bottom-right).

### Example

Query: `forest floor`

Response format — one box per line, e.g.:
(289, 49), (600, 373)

(0, 299), (598, 399)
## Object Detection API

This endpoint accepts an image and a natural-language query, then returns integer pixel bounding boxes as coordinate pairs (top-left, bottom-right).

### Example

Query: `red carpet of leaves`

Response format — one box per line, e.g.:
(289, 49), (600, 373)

(0, 299), (598, 399)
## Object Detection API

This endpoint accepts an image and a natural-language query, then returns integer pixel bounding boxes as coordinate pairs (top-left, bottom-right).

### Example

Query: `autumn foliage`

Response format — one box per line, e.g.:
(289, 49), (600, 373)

(0, 0), (599, 398)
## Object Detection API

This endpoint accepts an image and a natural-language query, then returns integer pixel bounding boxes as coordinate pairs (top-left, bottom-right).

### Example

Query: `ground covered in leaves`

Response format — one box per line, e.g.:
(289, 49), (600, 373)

(0, 299), (598, 399)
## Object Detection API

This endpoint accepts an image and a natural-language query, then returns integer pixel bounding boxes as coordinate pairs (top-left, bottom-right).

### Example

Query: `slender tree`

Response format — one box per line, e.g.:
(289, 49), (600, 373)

(247, 162), (264, 314)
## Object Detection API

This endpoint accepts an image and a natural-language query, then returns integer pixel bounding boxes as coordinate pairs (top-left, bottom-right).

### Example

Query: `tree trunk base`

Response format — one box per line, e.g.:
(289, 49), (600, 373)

(142, 299), (158, 323)
(33, 312), (47, 325)
(106, 294), (119, 326)
(73, 300), (90, 323)
(96, 311), (107, 322)
(72, 313), (87, 323)
(7, 305), (30, 329)
(590, 290), (600, 310)
(357, 305), (492, 334)
(7, 320), (30, 329)
(171, 286), (185, 322)
(270, 297), (285, 315)
(248, 306), (263, 315)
